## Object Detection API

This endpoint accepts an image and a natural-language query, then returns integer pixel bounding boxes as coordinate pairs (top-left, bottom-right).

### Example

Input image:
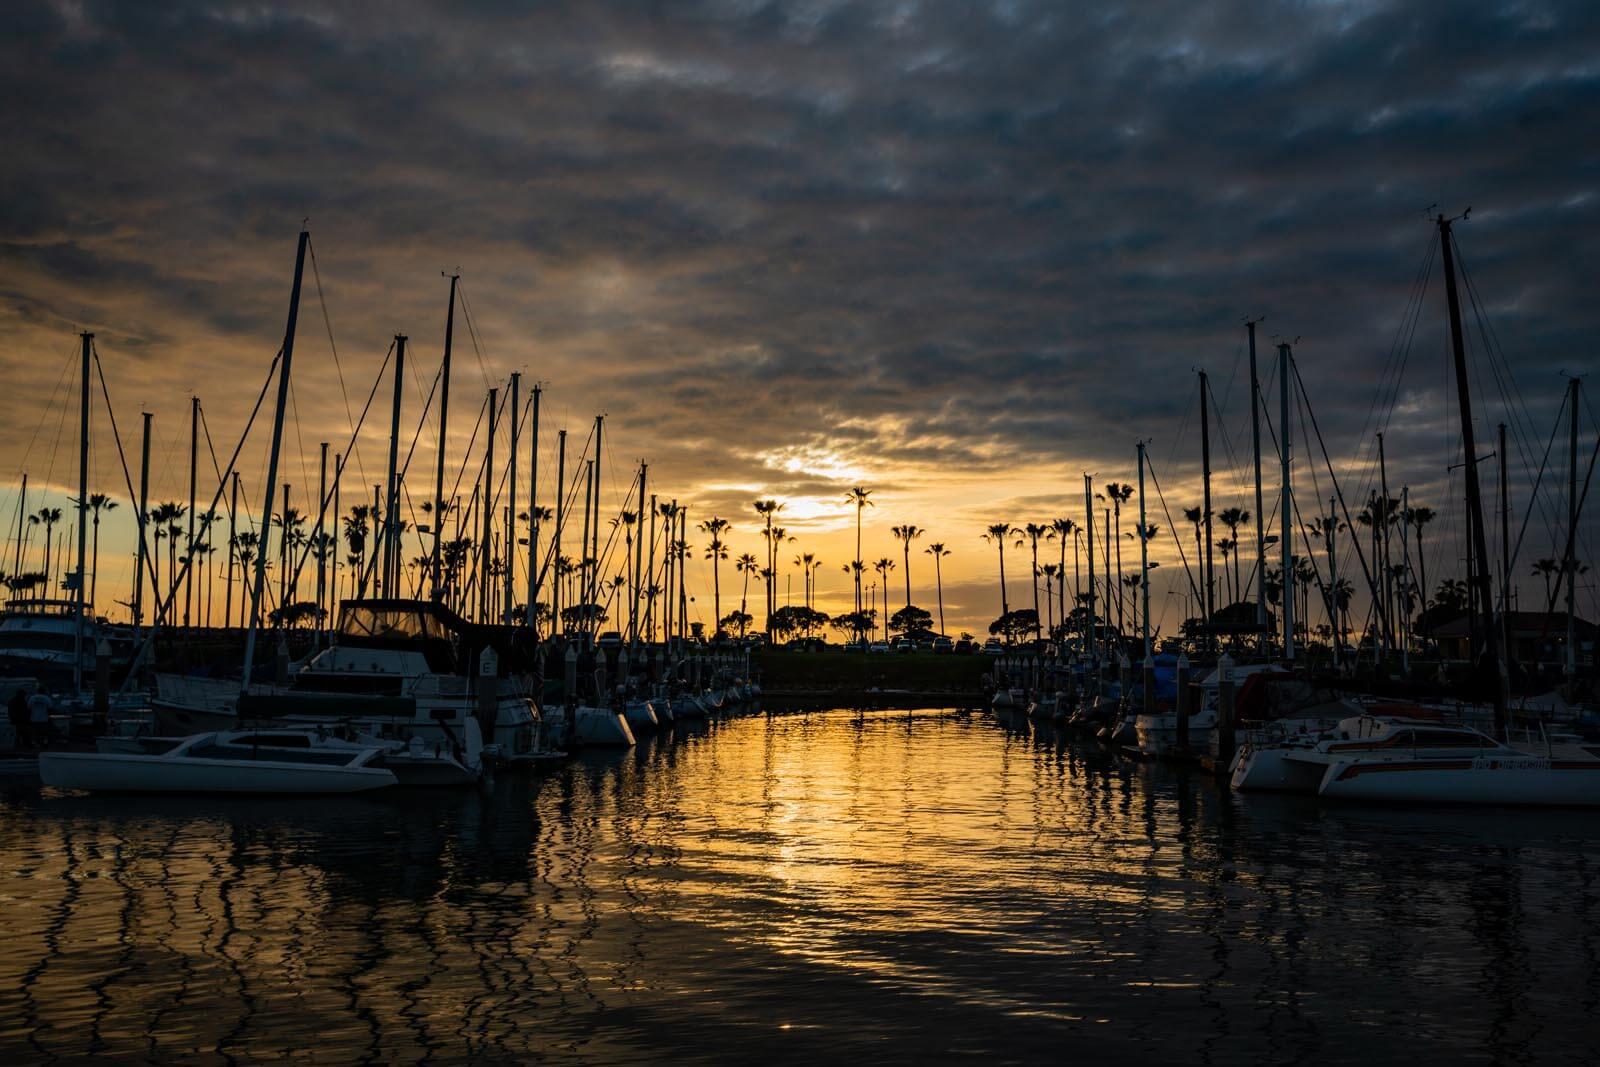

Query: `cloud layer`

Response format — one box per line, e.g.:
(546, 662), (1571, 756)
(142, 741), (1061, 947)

(1, 0), (1597, 632)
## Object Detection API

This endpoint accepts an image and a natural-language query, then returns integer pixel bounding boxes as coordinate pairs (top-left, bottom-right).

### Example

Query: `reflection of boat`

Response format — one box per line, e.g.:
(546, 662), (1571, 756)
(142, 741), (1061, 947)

(41, 730), (399, 794)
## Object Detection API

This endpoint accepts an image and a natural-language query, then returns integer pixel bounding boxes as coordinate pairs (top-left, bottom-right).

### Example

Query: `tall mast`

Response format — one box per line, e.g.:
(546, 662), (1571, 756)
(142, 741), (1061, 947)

(646, 493), (658, 642)
(1137, 440), (1151, 663)
(10, 472), (25, 581)
(506, 372), (519, 623)
(1377, 432), (1392, 659)
(430, 274), (458, 600)
(1198, 370), (1215, 652)
(74, 331), (91, 695)
(634, 463), (648, 642)
(382, 334), (406, 599)
(592, 415), (604, 618)
(186, 395), (198, 628)
(225, 468), (237, 631)
(331, 454), (341, 626)
(1248, 319), (1267, 651)
(526, 385), (541, 629)
(1278, 343), (1294, 662)
(482, 387), (497, 624)
(554, 428), (566, 634)
(242, 229), (309, 693)
(1567, 377), (1580, 679)
(316, 443), (327, 632)
(579, 457), (593, 630)
(1083, 473), (1097, 666)
(1437, 213), (1504, 732)
(135, 422), (150, 629)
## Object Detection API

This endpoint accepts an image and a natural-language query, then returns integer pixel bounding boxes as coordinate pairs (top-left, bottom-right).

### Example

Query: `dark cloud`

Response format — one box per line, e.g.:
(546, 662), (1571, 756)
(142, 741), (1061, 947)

(1, 0), (1597, 630)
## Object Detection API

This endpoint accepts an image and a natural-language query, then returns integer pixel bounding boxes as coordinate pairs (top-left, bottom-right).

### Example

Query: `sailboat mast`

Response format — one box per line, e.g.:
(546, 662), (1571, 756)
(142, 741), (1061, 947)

(634, 464), (648, 643)
(526, 384), (541, 630)
(1248, 319), (1267, 650)
(1198, 371), (1215, 652)
(482, 387), (497, 624)
(430, 274), (457, 600)
(1279, 343), (1294, 662)
(383, 334), (406, 599)
(242, 229), (309, 693)
(506, 372), (519, 624)
(135, 422), (150, 629)
(74, 331), (91, 695)
(1137, 440), (1151, 662)
(592, 416), (604, 618)
(554, 428), (566, 633)
(185, 395), (198, 628)
(1083, 474), (1097, 666)
(1437, 212), (1505, 732)
(1567, 377), (1580, 679)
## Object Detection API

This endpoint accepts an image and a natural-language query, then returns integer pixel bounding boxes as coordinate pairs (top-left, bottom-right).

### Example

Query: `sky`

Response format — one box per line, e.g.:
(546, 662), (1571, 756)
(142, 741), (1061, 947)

(1, 0), (1598, 637)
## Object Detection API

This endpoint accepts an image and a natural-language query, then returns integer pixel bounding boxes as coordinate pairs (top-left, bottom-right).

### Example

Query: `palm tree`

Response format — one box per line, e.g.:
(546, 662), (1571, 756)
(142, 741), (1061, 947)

(1406, 505), (1436, 608)
(343, 505), (370, 599)
(1532, 558), (1560, 611)
(84, 493), (117, 608)
(1101, 483), (1135, 633)
(844, 487), (873, 614)
(1048, 518), (1076, 628)
(1183, 505), (1210, 617)
(890, 524), (922, 607)
(28, 506), (63, 595)
(925, 542), (951, 636)
(754, 499), (782, 627)
(872, 557), (896, 641)
(796, 551), (816, 611)
(234, 529), (259, 623)
(1216, 538), (1236, 604)
(1015, 523), (1048, 640)
(699, 516), (731, 629)
(1218, 506), (1250, 605)
(984, 523), (1014, 628)
(736, 551), (759, 621)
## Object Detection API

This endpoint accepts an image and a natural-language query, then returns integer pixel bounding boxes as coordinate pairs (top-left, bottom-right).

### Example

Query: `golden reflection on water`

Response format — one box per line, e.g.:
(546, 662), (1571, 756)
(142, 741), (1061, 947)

(2, 708), (1598, 1062)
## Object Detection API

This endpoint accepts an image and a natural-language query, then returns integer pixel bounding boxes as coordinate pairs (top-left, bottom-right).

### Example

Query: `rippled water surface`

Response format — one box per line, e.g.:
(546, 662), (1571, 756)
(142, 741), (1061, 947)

(4, 708), (1600, 1063)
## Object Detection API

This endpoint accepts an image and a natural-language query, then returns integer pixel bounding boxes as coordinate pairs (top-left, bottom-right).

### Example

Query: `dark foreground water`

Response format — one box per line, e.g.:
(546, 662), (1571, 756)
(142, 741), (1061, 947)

(3, 708), (1599, 1064)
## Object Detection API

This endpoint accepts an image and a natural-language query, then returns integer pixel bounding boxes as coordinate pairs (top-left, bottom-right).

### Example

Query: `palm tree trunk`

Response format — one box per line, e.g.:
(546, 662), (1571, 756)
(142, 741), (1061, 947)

(1030, 539), (1040, 640)
(997, 542), (1009, 621)
(935, 557), (945, 635)
(902, 545), (911, 607)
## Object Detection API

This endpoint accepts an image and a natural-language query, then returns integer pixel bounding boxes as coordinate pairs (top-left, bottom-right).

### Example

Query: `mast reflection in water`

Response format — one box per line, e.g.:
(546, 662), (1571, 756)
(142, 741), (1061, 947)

(3, 708), (1599, 1062)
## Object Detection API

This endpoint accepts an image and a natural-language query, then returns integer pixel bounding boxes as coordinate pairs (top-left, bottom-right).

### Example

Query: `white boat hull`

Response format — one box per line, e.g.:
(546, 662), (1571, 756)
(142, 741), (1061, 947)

(40, 751), (397, 794)
(1319, 755), (1600, 806)
(575, 707), (635, 747)
(1231, 746), (1328, 793)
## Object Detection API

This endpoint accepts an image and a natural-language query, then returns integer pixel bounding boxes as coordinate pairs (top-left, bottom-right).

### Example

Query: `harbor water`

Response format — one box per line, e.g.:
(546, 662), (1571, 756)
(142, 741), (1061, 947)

(3, 707), (1598, 1063)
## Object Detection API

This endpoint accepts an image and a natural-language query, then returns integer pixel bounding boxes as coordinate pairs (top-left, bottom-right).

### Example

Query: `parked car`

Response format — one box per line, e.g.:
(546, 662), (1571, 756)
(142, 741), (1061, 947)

(893, 638), (916, 654)
(953, 638), (976, 655)
(596, 631), (623, 650)
(981, 638), (1005, 656)
(867, 641), (892, 654)
(932, 637), (954, 654)
(844, 640), (869, 654)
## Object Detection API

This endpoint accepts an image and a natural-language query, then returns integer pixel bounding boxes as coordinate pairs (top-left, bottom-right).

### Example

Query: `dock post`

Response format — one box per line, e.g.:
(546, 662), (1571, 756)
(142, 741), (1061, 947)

(1216, 652), (1236, 767)
(563, 643), (578, 706)
(1118, 652), (1131, 708)
(274, 635), (291, 688)
(1142, 652), (1155, 716)
(477, 646), (499, 745)
(618, 645), (631, 697)
(1175, 652), (1190, 753)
